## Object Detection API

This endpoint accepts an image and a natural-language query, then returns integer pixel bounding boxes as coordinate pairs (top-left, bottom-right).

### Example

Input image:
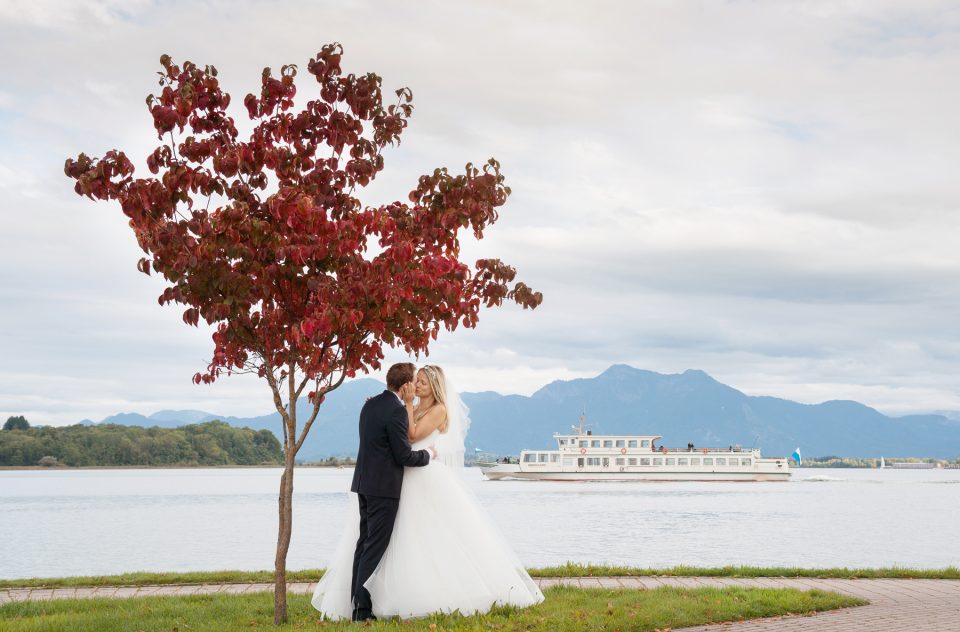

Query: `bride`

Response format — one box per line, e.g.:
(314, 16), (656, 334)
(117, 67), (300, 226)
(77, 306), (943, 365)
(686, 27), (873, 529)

(311, 364), (544, 620)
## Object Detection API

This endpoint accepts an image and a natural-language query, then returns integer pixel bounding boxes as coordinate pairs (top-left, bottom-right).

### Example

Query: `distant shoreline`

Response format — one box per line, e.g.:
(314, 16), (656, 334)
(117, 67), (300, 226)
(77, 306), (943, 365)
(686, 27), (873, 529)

(0, 463), (354, 471)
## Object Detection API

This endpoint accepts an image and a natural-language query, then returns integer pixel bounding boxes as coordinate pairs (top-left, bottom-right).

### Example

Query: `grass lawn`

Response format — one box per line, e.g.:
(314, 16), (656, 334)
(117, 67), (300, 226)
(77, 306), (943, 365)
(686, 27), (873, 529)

(0, 585), (864, 632)
(530, 563), (960, 580)
(1, 564), (956, 589)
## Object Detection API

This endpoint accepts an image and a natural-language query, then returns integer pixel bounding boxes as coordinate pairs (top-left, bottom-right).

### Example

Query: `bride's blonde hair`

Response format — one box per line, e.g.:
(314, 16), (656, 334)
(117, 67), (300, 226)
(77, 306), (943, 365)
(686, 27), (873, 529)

(420, 365), (449, 433)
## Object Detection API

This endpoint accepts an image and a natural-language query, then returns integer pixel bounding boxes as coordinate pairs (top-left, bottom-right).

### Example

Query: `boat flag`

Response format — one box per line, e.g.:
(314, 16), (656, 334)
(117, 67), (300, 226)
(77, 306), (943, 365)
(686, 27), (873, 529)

(791, 447), (801, 466)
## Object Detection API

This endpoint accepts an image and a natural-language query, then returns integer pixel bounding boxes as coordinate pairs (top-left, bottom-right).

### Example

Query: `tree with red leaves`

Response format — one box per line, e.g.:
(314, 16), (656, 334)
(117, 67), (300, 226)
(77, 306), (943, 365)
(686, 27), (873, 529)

(64, 43), (541, 624)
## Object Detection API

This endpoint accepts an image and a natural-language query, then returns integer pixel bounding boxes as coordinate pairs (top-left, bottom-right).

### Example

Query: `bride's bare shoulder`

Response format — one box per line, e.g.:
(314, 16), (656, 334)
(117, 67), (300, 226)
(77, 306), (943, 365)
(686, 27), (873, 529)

(419, 403), (445, 422)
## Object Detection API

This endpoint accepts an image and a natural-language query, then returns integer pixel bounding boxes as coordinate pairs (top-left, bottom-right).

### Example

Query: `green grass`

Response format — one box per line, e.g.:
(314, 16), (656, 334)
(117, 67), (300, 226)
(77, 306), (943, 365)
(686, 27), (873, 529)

(529, 563), (960, 580)
(0, 569), (316, 589)
(0, 585), (864, 632)
(2, 564), (957, 589)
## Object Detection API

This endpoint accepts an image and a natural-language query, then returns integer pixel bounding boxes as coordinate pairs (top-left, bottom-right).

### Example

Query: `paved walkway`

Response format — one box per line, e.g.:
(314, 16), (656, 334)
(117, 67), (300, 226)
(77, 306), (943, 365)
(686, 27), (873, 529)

(3, 576), (960, 630)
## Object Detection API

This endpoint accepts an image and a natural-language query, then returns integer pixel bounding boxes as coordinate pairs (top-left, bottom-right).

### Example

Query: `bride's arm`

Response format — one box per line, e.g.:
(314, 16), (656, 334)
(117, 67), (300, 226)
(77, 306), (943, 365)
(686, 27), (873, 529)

(409, 404), (447, 442)
(405, 401), (417, 441)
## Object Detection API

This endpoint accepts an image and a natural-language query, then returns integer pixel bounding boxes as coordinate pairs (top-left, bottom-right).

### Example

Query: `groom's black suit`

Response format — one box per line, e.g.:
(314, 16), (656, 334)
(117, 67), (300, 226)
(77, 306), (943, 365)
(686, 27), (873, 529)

(349, 389), (431, 621)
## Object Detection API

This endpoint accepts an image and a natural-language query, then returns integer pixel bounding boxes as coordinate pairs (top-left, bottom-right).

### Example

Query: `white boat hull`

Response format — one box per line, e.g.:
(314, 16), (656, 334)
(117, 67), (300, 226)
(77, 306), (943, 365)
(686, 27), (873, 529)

(483, 464), (790, 482)
(488, 429), (791, 482)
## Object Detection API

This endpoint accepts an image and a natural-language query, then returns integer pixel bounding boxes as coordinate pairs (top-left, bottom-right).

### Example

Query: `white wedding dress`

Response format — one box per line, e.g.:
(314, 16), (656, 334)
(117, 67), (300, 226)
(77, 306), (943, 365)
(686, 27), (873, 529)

(311, 428), (544, 620)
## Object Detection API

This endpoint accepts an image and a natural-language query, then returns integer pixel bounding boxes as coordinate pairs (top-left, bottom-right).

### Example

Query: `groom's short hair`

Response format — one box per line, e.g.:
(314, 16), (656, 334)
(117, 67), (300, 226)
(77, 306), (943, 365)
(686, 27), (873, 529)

(386, 362), (416, 391)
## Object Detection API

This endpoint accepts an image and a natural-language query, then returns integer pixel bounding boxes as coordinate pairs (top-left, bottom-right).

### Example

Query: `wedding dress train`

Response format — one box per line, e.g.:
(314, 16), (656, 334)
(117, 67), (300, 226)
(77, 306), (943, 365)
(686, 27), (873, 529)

(311, 430), (544, 620)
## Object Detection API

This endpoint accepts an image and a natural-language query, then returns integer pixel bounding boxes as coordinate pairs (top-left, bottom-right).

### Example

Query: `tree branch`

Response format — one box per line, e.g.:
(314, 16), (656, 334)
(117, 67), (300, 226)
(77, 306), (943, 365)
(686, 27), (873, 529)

(286, 359), (296, 452)
(293, 340), (329, 401)
(294, 367), (347, 454)
(226, 367), (263, 376)
(263, 359), (290, 448)
(294, 373), (311, 402)
(168, 130), (181, 164)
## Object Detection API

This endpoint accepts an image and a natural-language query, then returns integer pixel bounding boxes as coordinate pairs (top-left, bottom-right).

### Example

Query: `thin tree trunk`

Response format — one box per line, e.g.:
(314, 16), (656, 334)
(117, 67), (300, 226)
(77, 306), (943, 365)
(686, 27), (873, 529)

(274, 364), (298, 625)
(269, 363), (344, 625)
(273, 448), (296, 624)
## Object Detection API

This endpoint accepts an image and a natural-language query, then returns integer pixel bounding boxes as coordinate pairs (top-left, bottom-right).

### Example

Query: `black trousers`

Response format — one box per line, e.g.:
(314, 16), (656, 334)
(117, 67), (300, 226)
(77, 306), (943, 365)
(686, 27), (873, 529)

(351, 493), (400, 618)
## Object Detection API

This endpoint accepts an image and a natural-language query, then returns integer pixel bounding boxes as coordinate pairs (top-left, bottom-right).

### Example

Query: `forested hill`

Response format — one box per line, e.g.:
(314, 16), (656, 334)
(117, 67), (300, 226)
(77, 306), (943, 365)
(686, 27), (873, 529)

(0, 421), (283, 467)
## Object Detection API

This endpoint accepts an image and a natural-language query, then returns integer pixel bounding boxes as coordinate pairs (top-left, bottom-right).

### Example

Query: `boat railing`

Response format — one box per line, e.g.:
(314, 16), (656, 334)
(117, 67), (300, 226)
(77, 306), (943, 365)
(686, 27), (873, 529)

(660, 447), (750, 454)
(555, 446), (755, 455)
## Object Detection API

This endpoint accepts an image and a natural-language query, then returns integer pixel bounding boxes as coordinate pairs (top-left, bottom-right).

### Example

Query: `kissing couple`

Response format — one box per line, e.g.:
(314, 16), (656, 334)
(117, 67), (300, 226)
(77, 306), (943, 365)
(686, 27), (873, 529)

(311, 362), (544, 621)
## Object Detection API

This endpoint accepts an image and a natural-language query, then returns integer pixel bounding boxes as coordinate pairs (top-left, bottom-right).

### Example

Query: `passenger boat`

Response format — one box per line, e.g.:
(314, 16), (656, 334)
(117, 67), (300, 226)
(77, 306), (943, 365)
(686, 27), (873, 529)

(482, 422), (791, 482)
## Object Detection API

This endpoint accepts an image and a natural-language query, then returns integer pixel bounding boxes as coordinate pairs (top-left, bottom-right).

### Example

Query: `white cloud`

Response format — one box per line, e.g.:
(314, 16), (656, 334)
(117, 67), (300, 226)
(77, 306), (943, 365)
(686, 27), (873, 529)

(0, 0), (153, 30)
(3, 0), (960, 426)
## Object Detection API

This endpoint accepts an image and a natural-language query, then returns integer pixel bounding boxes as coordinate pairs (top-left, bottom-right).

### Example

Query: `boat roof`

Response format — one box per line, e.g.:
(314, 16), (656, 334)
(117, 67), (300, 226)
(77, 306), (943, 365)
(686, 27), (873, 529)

(553, 433), (663, 440)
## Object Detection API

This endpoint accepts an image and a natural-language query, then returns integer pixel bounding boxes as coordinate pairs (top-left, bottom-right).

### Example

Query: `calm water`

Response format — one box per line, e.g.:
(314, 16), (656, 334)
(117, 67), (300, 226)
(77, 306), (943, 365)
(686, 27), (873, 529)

(1, 467), (958, 580)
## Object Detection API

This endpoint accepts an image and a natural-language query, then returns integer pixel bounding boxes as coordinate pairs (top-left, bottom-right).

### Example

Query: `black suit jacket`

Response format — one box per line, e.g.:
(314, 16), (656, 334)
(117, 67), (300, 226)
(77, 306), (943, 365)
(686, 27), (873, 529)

(350, 390), (431, 498)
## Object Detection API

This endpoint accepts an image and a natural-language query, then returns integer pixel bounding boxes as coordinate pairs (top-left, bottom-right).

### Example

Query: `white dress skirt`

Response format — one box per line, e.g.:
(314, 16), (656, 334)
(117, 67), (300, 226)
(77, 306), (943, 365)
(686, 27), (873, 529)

(311, 431), (544, 620)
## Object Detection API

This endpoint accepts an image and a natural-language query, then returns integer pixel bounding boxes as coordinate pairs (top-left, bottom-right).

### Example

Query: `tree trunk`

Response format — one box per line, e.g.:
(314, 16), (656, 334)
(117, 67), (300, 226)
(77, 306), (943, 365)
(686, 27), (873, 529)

(273, 448), (296, 624)
(269, 364), (338, 625)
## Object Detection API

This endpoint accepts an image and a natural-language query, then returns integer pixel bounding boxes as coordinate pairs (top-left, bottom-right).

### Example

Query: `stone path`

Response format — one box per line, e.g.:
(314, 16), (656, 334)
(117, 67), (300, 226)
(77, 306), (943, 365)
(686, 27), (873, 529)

(3, 576), (960, 630)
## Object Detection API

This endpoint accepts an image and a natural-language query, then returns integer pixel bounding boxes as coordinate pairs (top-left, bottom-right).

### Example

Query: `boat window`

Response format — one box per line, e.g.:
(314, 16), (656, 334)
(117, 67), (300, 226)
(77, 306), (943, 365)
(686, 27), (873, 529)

(628, 440), (638, 448)
(579, 440), (588, 448)
(741, 458), (751, 466)
(538, 453), (548, 463)
(678, 458), (688, 466)
(628, 458), (637, 466)
(591, 440), (600, 448)
(558, 439), (566, 445)
(641, 440), (650, 447)
(577, 458), (584, 467)
(653, 458), (663, 466)
(615, 458), (625, 466)
(587, 457), (600, 466)
(703, 458), (713, 466)
(690, 458), (700, 465)
(602, 458), (610, 467)
(603, 440), (613, 448)
(523, 453), (536, 463)
(665, 458), (675, 465)
(715, 458), (726, 465)
(550, 454), (559, 463)
(640, 458), (651, 466)
(615, 440), (625, 448)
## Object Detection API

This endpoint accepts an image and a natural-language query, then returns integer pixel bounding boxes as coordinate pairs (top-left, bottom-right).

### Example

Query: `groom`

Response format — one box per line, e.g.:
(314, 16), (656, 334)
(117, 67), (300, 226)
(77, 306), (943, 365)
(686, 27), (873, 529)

(350, 362), (436, 622)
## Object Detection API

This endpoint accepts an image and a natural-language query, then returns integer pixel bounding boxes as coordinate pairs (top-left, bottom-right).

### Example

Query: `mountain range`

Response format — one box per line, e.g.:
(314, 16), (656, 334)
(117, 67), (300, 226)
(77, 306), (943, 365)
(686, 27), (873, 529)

(77, 365), (960, 460)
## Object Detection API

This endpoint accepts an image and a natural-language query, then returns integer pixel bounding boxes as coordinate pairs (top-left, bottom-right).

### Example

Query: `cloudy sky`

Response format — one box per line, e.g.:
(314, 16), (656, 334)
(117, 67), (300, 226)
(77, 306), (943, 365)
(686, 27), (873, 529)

(2, 0), (959, 426)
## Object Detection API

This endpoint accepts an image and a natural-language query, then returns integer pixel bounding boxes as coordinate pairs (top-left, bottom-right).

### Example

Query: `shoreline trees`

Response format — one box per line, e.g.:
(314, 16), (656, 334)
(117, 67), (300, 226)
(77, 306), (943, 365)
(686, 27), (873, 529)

(3, 416), (30, 431)
(0, 420), (282, 467)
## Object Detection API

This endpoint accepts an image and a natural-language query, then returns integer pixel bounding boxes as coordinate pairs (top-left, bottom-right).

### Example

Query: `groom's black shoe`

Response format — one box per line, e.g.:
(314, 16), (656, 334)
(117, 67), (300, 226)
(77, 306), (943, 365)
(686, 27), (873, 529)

(352, 608), (376, 622)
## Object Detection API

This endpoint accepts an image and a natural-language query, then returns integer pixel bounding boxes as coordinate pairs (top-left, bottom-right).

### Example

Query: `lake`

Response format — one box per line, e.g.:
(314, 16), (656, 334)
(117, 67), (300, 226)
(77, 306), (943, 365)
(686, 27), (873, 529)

(1, 467), (957, 580)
